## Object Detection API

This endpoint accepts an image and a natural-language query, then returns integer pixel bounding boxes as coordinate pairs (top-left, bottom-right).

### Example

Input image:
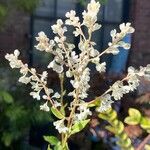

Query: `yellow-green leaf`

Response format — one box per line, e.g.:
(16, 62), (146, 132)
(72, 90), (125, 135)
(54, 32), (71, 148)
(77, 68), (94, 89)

(48, 145), (52, 150)
(70, 119), (90, 135)
(145, 144), (150, 150)
(120, 133), (128, 140)
(43, 136), (59, 145)
(51, 106), (64, 119)
(117, 122), (124, 134)
(98, 113), (108, 120)
(140, 117), (150, 130)
(109, 110), (117, 121)
(124, 116), (139, 125)
(105, 125), (115, 134)
(88, 98), (101, 107)
(128, 108), (141, 121)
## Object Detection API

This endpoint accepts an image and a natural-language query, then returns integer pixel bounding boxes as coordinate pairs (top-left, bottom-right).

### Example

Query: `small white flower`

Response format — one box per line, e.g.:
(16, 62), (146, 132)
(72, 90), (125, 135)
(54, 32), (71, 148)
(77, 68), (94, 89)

(53, 119), (68, 133)
(75, 104), (92, 121)
(90, 48), (99, 57)
(93, 23), (101, 31)
(97, 94), (113, 112)
(30, 91), (41, 100)
(48, 60), (63, 73)
(52, 92), (61, 99)
(96, 62), (106, 73)
(35, 32), (49, 51)
(70, 80), (80, 89)
(41, 71), (48, 82)
(5, 50), (22, 68)
(110, 29), (117, 39)
(53, 101), (61, 108)
(42, 95), (48, 99)
(66, 69), (73, 78)
(111, 81), (125, 100)
(18, 76), (31, 84)
(40, 102), (50, 112)
(119, 23), (135, 34)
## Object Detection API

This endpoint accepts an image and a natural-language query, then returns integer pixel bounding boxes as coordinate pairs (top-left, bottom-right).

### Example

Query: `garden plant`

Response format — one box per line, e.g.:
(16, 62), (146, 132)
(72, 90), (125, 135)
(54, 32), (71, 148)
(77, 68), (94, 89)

(5, 0), (150, 149)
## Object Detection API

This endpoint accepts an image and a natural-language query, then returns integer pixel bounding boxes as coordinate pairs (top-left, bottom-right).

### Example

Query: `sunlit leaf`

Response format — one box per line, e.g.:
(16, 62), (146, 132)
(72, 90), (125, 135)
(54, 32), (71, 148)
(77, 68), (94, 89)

(43, 136), (59, 146)
(70, 119), (90, 135)
(124, 116), (139, 125)
(51, 106), (64, 119)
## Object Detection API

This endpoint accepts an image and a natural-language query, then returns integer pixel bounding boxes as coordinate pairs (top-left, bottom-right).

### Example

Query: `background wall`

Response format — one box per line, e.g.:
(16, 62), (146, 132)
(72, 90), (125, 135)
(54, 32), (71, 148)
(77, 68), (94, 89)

(129, 0), (150, 67)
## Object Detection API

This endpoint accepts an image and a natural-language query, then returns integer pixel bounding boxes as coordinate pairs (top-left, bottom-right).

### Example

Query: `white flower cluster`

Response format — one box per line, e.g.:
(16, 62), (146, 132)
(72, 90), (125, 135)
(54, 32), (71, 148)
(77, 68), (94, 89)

(97, 94), (113, 112)
(97, 65), (150, 112)
(5, 0), (149, 135)
(107, 23), (135, 55)
(5, 50), (48, 101)
(74, 103), (92, 122)
(5, 50), (62, 112)
(82, 0), (101, 31)
(53, 119), (68, 134)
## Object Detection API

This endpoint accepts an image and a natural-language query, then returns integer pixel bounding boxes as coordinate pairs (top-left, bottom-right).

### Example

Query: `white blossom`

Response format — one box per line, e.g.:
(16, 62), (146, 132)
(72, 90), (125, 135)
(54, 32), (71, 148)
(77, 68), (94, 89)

(65, 10), (80, 27)
(97, 94), (113, 112)
(53, 119), (68, 133)
(18, 76), (31, 84)
(111, 81), (126, 100)
(5, 1), (150, 140)
(40, 102), (50, 112)
(66, 69), (73, 78)
(5, 50), (22, 68)
(30, 91), (41, 100)
(119, 23), (135, 34)
(41, 71), (48, 82)
(48, 60), (63, 73)
(35, 32), (49, 51)
(51, 19), (67, 36)
(75, 104), (92, 121)
(82, 0), (100, 29)
(96, 62), (106, 73)
(53, 101), (61, 108)
(52, 92), (61, 99)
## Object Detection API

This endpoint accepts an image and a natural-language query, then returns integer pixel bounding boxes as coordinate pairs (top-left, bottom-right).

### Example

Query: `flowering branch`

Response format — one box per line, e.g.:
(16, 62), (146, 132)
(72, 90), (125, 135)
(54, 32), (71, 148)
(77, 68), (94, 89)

(5, 0), (150, 149)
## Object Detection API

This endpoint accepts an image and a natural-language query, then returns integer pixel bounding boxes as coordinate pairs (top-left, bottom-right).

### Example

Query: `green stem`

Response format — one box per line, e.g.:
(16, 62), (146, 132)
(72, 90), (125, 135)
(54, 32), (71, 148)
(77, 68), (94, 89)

(59, 73), (64, 106)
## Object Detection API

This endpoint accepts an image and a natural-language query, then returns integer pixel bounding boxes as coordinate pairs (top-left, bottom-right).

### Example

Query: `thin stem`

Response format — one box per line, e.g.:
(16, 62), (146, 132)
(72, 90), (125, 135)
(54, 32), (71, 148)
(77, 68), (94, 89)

(59, 73), (64, 106)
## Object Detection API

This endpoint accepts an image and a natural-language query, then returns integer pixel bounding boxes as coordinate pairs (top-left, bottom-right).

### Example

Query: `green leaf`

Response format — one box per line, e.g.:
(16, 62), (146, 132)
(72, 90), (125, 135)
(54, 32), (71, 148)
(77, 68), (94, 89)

(123, 138), (132, 148)
(124, 116), (139, 125)
(105, 125), (115, 134)
(145, 144), (150, 150)
(109, 110), (117, 121)
(120, 133), (128, 140)
(88, 97), (101, 107)
(140, 117), (150, 130)
(112, 119), (119, 126)
(1, 132), (13, 147)
(128, 108), (141, 121)
(98, 113), (108, 120)
(51, 106), (64, 119)
(54, 142), (62, 150)
(43, 136), (59, 146)
(47, 145), (52, 150)
(117, 122), (124, 134)
(1, 91), (14, 104)
(70, 119), (90, 135)
(117, 138), (132, 148)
